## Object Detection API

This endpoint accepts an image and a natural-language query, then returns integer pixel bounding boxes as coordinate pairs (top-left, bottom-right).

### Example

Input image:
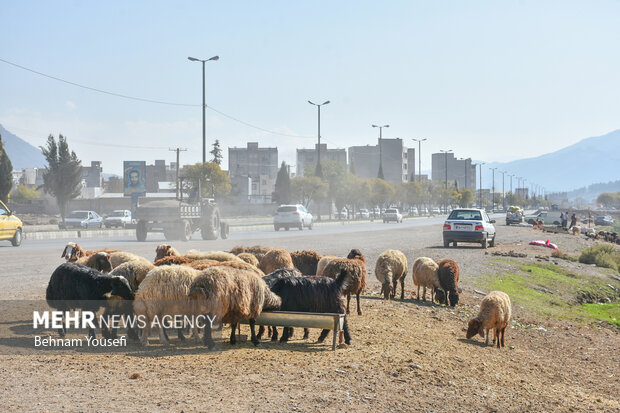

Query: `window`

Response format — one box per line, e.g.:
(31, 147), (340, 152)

(0, 206), (7, 215)
(448, 210), (482, 220)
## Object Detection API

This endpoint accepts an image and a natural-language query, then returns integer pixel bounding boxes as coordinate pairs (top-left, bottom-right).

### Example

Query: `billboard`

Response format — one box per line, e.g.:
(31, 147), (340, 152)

(123, 161), (147, 196)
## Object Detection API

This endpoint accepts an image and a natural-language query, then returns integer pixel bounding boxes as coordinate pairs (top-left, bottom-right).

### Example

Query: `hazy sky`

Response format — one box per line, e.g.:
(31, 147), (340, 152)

(2, 1), (619, 176)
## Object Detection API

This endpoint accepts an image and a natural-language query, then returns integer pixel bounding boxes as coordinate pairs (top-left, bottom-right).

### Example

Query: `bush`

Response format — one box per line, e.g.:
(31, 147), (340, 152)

(551, 249), (577, 262)
(579, 244), (620, 273)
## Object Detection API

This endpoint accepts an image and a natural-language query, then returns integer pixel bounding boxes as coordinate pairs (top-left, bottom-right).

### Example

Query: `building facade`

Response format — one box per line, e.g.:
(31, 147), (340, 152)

(296, 144), (347, 177)
(348, 138), (414, 184)
(431, 152), (476, 192)
(228, 142), (278, 200)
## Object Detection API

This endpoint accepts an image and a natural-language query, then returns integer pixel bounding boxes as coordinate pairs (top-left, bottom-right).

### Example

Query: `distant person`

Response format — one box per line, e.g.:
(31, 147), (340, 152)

(561, 211), (568, 229)
(569, 213), (577, 229)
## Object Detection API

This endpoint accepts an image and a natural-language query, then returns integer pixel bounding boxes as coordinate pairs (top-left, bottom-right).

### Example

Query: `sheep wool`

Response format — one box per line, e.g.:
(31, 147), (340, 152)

(290, 250), (323, 275)
(316, 256), (339, 277)
(321, 249), (367, 315)
(258, 248), (294, 275)
(374, 249), (408, 300)
(109, 251), (148, 269)
(237, 252), (260, 267)
(436, 259), (460, 307)
(411, 257), (440, 302)
(467, 290), (512, 348)
(184, 250), (243, 263)
(230, 245), (272, 263)
(109, 259), (155, 292)
(154, 255), (195, 267)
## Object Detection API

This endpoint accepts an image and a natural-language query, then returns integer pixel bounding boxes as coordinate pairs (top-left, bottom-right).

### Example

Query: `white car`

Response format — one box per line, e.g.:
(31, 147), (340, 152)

(60, 210), (104, 229)
(408, 207), (419, 216)
(431, 207), (441, 215)
(443, 208), (496, 249)
(356, 208), (370, 219)
(104, 209), (136, 228)
(274, 204), (313, 231)
(383, 208), (403, 223)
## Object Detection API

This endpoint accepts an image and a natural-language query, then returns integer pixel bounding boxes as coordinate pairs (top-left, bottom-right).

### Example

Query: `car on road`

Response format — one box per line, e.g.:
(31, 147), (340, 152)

(274, 204), (313, 231)
(59, 210), (104, 229)
(104, 209), (136, 228)
(335, 208), (348, 220)
(383, 208), (403, 223)
(431, 207), (441, 215)
(443, 208), (496, 249)
(0, 200), (22, 246)
(356, 208), (370, 219)
(594, 216), (614, 226)
(408, 207), (419, 216)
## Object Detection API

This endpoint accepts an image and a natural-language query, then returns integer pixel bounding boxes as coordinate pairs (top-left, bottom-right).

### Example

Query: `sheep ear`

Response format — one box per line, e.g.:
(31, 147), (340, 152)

(61, 247), (68, 258)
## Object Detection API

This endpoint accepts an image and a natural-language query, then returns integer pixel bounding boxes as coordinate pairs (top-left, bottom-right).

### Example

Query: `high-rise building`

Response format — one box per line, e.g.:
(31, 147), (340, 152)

(296, 144), (346, 177)
(348, 138), (414, 184)
(228, 142), (278, 197)
(431, 152), (476, 191)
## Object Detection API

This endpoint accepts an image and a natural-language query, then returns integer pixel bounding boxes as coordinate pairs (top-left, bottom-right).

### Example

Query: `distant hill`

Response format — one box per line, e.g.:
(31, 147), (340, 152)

(484, 130), (620, 193)
(0, 124), (46, 170)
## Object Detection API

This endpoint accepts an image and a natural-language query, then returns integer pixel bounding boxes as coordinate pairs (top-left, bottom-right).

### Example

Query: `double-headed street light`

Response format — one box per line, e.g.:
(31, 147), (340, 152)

(372, 124), (389, 179)
(188, 55), (219, 164)
(308, 100), (330, 178)
(412, 138), (427, 182)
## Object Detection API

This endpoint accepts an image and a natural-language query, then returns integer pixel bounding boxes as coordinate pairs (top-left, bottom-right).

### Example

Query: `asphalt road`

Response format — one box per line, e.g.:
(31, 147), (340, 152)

(0, 214), (505, 300)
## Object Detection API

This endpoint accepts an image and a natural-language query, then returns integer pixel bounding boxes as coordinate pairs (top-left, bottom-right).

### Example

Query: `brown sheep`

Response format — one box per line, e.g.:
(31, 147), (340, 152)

(290, 250), (323, 275)
(321, 249), (367, 315)
(76, 252), (113, 273)
(467, 291), (512, 348)
(189, 260), (265, 277)
(154, 256), (195, 267)
(237, 253), (260, 267)
(62, 242), (120, 262)
(374, 249), (408, 300)
(435, 259), (460, 307)
(155, 244), (180, 261)
(316, 255), (339, 277)
(188, 259), (226, 271)
(411, 257), (440, 302)
(230, 245), (272, 263)
(258, 248), (294, 275)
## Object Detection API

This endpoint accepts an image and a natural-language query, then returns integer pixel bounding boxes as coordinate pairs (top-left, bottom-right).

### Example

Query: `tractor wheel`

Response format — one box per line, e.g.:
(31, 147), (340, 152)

(201, 207), (220, 240)
(180, 220), (192, 242)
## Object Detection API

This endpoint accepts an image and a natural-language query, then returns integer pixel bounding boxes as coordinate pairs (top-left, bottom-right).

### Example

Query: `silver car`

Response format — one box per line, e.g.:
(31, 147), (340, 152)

(60, 210), (104, 229)
(274, 205), (313, 231)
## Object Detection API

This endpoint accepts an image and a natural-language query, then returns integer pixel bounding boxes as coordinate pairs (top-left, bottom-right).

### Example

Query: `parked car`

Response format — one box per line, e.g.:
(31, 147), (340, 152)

(372, 207), (381, 218)
(59, 210), (104, 229)
(356, 208), (370, 219)
(431, 207), (441, 215)
(0, 200), (22, 246)
(274, 204), (313, 231)
(383, 208), (403, 223)
(104, 209), (136, 228)
(443, 208), (496, 249)
(505, 206), (524, 225)
(409, 207), (419, 217)
(594, 216), (614, 226)
(335, 208), (348, 220)
(420, 207), (428, 215)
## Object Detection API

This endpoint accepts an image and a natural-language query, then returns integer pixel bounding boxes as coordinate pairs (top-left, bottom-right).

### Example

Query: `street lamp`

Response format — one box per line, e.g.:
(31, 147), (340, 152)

(489, 167), (497, 211)
(372, 124), (389, 179)
(412, 138), (427, 182)
(478, 162), (485, 207)
(440, 150), (452, 213)
(188, 55), (219, 164)
(500, 171), (506, 210)
(308, 100), (330, 178)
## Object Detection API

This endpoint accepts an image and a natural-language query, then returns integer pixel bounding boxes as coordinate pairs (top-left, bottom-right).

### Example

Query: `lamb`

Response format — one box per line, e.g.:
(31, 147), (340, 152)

(46, 262), (134, 338)
(467, 290), (512, 348)
(76, 251), (113, 273)
(435, 259), (460, 307)
(411, 257), (441, 302)
(237, 252), (260, 267)
(316, 256), (339, 277)
(133, 265), (202, 346)
(374, 249), (408, 300)
(258, 248), (295, 275)
(109, 259), (155, 292)
(230, 245), (272, 263)
(290, 250), (323, 275)
(269, 268), (351, 346)
(320, 249), (367, 315)
(188, 266), (282, 348)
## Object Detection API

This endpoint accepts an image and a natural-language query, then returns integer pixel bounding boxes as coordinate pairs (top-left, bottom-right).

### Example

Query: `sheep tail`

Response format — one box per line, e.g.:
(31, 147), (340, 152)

(334, 268), (349, 293)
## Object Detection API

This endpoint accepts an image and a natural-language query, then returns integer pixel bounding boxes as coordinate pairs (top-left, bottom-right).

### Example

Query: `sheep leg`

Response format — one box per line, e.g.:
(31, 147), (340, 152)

(422, 286), (427, 301)
(356, 293), (362, 315)
(256, 325), (265, 340)
(400, 279), (405, 300)
(346, 294), (351, 314)
(271, 326), (279, 342)
(484, 329), (490, 346)
(249, 319), (259, 346)
(416, 285), (420, 300)
(127, 326), (139, 341)
(229, 323), (237, 345)
(158, 325), (170, 346)
(303, 328), (309, 339)
(88, 328), (96, 340)
(500, 327), (506, 348)
(202, 314), (215, 349)
(279, 326), (291, 343)
(317, 329), (329, 343)
(342, 317), (351, 345)
(177, 329), (186, 341)
(140, 319), (151, 346)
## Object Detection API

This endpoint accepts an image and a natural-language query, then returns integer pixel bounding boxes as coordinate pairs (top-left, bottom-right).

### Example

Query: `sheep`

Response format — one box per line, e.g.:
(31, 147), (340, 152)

(237, 252), (260, 267)
(571, 226), (582, 236)
(109, 259), (155, 292)
(290, 250), (323, 275)
(435, 259), (460, 307)
(133, 265), (202, 346)
(316, 256), (339, 277)
(155, 244), (180, 261)
(76, 251), (113, 273)
(192, 260), (265, 277)
(257, 268), (303, 341)
(188, 259), (225, 270)
(258, 248), (295, 275)
(230, 245), (272, 263)
(269, 268), (352, 346)
(61, 242), (120, 262)
(154, 256), (195, 267)
(188, 266), (282, 348)
(411, 257), (441, 302)
(109, 251), (147, 269)
(374, 249), (408, 300)
(184, 250), (243, 263)
(46, 262), (133, 338)
(320, 249), (367, 315)
(466, 290), (512, 348)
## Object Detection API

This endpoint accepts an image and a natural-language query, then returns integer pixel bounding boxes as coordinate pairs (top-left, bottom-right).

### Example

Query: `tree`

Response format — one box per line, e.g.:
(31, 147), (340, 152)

(40, 134), (83, 223)
(459, 189), (473, 207)
(290, 176), (328, 208)
(0, 133), (13, 203)
(273, 161), (291, 204)
(369, 178), (395, 207)
(597, 192), (620, 208)
(210, 139), (223, 165)
(10, 185), (40, 203)
(181, 162), (231, 199)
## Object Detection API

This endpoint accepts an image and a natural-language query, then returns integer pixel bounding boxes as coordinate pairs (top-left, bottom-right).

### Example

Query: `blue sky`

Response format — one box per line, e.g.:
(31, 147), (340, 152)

(1, 0), (619, 176)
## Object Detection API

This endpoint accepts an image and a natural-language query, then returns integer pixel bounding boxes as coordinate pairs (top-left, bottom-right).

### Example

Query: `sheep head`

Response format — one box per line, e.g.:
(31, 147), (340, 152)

(448, 291), (459, 307)
(346, 249), (365, 262)
(110, 276), (134, 300)
(62, 242), (83, 262)
(381, 282), (392, 300)
(466, 318), (484, 339)
(155, 244), (173, 261)
(435, 289), (446, 305)
(95, 252), (113, 273)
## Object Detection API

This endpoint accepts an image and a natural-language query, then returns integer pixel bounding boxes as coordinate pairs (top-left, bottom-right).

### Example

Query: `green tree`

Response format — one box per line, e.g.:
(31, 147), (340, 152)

(597, 192), (620, 208)
(273, 161), (291, 204)
(182, 162), (231, 199)
(459, 189), (473, 207)
(40, 134), (82, 223)
(10, 185), (40, 203)
(0, 134), (13, 203)
(369, 178), (395, 207)
(290, 176), (328, 208)
(210, 139), (223, 165)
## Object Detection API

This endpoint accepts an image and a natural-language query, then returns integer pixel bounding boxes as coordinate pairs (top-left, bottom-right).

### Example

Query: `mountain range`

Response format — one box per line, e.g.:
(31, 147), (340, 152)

(0, 124), (46, 170)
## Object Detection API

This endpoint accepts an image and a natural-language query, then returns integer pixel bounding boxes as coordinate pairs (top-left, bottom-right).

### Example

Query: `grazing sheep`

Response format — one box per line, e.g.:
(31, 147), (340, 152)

(435, 259), (460, 307)
(108, 251), (147, 269)
(184, 250), (242, 263)
(76, 251), (113, 273)
(374, 249), (408, 300)
(155, 244), (180, 261)
(237, 252), (260, 267)
(269, 268), (352, 346)
(46, 262), (134, 338)
(258, 248), (295, 275)
(466, 290), (512, 348)
(257, 268), (303, 341)
(290, 250), (323, 275)
(316, 256), (339, 277)
(188, 266), (282, 348)
(230, 245), (272, 262)
(411, 257), (441, 302)
(110, 259), (155, 292)
(133, 265), (201, 346)
(154, 256), (195, 267)
(321, 249), (367, 315)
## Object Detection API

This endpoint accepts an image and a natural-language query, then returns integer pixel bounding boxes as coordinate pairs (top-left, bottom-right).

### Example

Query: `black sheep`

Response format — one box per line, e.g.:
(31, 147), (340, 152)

(257, 268), (302, 341)
(46, 263), (134, 338)
(269, 269), (351, 345)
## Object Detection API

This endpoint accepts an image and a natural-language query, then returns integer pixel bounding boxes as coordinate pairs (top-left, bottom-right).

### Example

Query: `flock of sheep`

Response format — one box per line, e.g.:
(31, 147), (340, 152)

(45, 242), (512, 349)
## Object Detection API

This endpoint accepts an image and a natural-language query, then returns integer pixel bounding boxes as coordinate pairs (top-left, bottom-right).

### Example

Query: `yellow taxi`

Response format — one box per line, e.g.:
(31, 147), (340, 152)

(0, 200), (22, 246)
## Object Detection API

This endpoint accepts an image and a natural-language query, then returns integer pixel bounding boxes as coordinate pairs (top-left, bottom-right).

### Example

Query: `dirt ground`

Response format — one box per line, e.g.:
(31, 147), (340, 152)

(1, 225), (619, 412)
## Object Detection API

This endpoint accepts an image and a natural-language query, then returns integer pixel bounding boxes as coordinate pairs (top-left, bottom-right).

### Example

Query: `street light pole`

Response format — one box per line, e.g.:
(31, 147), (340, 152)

(412, 138), (427, 182)
(490, 167), (497, 211)
(372, 124), (389, 179)
(308, 100), (330, 178)
(188, 55), (219, 164)
(440, 150), (452, 213)
(500, 171), (506, 210)
(479, 162), (485, 207)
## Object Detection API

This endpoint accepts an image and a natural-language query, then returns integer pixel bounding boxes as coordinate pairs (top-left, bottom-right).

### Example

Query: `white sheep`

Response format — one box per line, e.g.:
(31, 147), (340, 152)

(374, 249), (408, 300)
(109, 259), (155, 292)
(411, 257), (440, 302)
(466, 290), (512, 348)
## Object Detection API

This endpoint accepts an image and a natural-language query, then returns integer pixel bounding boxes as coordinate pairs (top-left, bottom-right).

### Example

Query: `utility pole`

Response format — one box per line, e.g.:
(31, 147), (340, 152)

(478, 162), (485, 207)
(489, 167), (497, 211)
(412, 138), (427, 182)
(169, 147), (187, 200)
